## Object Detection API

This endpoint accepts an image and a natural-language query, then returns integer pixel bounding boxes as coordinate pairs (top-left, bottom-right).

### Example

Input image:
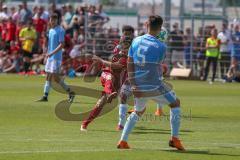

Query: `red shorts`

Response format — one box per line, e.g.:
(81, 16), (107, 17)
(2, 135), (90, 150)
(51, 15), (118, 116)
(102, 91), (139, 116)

(100, 71), (114, 95)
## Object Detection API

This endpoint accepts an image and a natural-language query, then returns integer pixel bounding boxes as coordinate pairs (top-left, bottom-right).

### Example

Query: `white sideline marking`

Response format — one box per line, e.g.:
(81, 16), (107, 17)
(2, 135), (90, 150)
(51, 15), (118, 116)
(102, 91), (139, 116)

(0, 139), (239, 155)
(0, 147), (233, 155)
(1, 138), (240, 147)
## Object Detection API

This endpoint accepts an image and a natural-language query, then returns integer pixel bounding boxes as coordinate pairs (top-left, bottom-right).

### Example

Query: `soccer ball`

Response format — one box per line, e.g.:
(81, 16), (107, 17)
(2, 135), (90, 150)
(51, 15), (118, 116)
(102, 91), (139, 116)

(157, 27), (168, 42)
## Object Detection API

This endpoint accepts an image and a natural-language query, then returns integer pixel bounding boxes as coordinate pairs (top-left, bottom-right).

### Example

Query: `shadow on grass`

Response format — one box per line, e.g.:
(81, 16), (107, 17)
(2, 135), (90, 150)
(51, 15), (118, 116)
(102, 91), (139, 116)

(132, 131), (171, 135)
(135, 126), (194, 133)
(166, 150), (240, 157)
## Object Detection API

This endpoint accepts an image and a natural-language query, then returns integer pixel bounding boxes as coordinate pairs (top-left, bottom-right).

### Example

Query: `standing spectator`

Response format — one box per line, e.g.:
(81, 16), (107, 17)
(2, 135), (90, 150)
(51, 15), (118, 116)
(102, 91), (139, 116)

(96, 4), (109, 23)
(19, 20), (37, 73)
(10, 6), (16, 17)
(6, 17), (16, 47)
(49, 2), (61, 22)
(1, 18), (7, 43)
(203, 28), (220, 84)
(231, 25), (240, 74)
(33, 10), (47, 36)
(63, 4), (74, 36)
(33, 10), (47, 55)
(12, 5), (22, 22)
(39, 6), (49, 22)
(184, 28), (193, 67)
(0, 5), (9, 20)
(196, 27), (206, 79)
(169, 23), (184, 67)
(217, 23), (231, 78)
(19, 1), (32, 25)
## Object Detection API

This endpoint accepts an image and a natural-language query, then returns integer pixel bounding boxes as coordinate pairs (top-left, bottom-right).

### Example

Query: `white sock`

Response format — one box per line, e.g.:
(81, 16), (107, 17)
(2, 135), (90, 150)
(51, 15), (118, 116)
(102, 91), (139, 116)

(156, 103), (163, 109)
(118, 104), (128, 126)
(170, 107), (181, 138)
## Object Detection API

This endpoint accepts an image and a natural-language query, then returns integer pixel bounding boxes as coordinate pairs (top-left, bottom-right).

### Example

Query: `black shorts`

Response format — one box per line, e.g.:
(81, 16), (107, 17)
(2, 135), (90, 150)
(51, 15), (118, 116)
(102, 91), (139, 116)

(21, 49), (33, 58)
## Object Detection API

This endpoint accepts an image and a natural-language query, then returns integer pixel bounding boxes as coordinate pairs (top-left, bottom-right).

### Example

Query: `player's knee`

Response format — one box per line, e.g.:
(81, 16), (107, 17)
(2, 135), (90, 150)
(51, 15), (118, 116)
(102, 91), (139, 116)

(169, 98), (180, 108)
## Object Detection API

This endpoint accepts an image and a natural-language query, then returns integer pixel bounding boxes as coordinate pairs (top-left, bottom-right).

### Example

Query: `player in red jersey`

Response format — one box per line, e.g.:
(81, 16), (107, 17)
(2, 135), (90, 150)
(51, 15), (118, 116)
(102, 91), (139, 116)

(80, 35), (131, 131)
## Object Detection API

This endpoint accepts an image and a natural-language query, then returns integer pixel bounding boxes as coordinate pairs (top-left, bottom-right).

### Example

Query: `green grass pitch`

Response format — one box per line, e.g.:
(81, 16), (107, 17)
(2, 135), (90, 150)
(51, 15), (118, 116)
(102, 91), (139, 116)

(0, 75), (240, 160)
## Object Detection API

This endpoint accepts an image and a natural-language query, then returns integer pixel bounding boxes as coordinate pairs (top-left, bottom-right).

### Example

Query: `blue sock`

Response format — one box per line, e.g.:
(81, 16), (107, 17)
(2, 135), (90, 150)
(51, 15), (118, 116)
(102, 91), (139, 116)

(44, 81), (51, 97)
(170, 107), (181, 138)
(59, 80), (70, 92)
(120, 112), (139, 141)
(118, 104), (128, 126)
(156, 103), (163, 109)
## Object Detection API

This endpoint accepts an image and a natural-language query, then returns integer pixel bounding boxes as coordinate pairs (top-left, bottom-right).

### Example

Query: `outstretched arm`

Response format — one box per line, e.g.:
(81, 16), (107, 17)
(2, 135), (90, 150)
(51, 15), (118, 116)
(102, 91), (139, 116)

(92, 55), (124, 69)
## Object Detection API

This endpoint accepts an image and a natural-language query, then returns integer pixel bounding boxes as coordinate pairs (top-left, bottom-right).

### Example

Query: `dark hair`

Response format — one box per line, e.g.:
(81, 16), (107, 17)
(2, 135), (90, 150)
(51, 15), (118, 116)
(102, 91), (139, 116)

(148, 15), (163, 31)
(27, 19), (33, 25)
(50, 13), (58, 20)
(122, 25), (134, 33)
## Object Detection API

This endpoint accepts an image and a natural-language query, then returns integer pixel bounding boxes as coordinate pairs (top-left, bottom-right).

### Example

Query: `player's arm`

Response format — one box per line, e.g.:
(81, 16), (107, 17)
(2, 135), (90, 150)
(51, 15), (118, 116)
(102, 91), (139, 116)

(19, 29), (25, 42)
(47, 42), (64, 57)
(92, 55), (124, 69)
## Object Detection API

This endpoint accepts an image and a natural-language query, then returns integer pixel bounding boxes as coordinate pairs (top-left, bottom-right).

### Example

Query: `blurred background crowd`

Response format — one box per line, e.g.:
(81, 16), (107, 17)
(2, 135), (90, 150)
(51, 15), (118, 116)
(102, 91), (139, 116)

(0, 1), (239, 82)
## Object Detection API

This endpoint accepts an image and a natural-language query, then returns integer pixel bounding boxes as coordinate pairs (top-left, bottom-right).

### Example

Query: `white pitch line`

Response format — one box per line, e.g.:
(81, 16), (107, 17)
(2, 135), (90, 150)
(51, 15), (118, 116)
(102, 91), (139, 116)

(0, 147), (231, 155)
(1, 139), (240, 147)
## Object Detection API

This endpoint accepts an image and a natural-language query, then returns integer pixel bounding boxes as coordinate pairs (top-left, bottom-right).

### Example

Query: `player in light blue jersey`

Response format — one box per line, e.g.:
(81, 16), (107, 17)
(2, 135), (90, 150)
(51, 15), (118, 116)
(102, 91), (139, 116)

(117, 15), (185, 151)
(37, 14), (74, 102)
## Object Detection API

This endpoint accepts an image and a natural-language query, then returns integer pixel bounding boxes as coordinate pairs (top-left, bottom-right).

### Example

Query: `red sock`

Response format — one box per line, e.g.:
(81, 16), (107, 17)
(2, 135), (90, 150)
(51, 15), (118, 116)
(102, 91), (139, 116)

(82, 106), (103, 127)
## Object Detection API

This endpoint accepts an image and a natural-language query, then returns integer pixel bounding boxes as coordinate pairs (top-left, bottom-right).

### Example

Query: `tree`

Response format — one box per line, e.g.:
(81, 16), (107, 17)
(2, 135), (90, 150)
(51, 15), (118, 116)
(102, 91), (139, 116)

(219, 0), (240, 6)
(101, 0), (118, 6)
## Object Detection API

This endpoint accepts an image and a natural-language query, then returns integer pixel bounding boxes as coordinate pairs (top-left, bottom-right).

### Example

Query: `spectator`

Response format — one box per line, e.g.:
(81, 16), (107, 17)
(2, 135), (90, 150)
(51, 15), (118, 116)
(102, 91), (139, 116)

(1, 18), (7, 43)
(217, 23), (232, 78)
(10, 6), (15, 17)
(169, 23), (184, 67)
(19, 20), (37, 73)
(12, 5), (22, 22)
(230, 25), (240, 74)
(196, 27), (206, 79)
(184, 27), (193, 68)
(19, 1), (32, 25)
(203, 28), (220, 84)
(3, 42), (22, 73)
(96, 4), (110, 23)
(39, 6), (49, 22)
(0, 5), (9, 20)
(6, 17), (16, 47)
(225, 65), (240, 83)
(63, 4), (74, 36)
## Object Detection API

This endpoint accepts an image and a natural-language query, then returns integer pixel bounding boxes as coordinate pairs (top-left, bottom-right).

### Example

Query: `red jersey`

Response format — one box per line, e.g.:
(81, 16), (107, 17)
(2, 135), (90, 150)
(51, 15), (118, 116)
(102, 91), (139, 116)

(100, 52), (128, 94)
(6, 22), (16, 41)
(1, 23), (7, 41)
(15, 25), (22, 42)
(33, 18), (46, 34)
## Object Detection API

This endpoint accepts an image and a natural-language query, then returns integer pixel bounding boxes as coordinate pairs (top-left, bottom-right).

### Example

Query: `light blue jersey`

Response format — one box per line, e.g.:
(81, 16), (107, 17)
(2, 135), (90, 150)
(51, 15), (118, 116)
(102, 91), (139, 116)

(128, 34), (166, 92)
(48, 26), (65, 61)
